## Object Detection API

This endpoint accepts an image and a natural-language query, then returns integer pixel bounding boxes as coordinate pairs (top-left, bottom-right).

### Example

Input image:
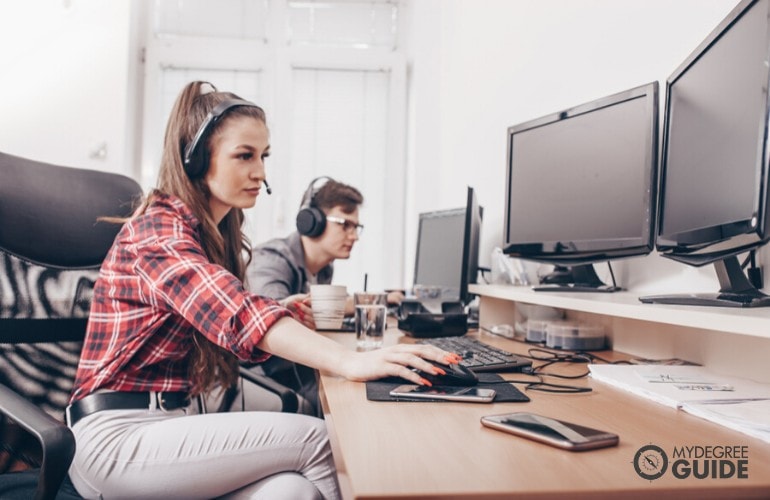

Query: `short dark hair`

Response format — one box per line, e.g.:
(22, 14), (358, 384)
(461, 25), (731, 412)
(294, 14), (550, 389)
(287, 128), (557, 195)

(312, 180), (363, 215)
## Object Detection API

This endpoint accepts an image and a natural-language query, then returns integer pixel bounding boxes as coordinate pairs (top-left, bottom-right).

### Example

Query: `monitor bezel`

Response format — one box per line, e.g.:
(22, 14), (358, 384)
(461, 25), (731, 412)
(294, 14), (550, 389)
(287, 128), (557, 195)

(460, 186), (482, 304)
(412, 187), (483, 305)
(655, 0), (770, 266)
(502, 81), (659, 265)
(413, 207), (465, 293)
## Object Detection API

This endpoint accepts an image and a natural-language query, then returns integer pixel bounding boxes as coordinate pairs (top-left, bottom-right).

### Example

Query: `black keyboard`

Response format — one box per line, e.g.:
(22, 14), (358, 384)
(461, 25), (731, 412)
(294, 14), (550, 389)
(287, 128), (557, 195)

(419, 336), (532, 372)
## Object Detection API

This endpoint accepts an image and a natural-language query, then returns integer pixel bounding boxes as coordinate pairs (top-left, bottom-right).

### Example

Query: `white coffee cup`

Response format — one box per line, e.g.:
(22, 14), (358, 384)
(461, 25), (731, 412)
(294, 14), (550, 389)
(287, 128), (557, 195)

(310, 284), (348, 330)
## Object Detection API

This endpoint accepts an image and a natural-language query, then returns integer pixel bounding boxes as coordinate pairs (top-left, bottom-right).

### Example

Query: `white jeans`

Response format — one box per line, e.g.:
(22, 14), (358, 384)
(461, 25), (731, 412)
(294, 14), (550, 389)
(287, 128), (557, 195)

(68, 402), (340, 499)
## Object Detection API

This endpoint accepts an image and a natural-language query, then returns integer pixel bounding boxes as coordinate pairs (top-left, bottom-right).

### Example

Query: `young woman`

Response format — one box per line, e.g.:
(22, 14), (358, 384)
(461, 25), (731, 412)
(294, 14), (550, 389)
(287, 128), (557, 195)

(66, 81), (457, 499)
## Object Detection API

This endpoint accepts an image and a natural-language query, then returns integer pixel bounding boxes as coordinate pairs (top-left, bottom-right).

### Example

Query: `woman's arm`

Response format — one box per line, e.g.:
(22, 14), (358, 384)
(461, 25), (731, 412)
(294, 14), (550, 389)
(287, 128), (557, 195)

(257, 317), (457, 385)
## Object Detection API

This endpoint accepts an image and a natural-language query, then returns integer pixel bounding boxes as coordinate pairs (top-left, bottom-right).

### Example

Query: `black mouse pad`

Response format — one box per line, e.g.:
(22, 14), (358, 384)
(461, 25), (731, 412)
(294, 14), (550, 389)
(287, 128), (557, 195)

(365, 373), (530, 403)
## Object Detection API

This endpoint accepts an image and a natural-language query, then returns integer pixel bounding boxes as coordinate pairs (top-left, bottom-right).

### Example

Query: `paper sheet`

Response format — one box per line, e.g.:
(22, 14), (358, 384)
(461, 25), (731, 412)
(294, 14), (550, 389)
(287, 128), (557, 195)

(589, 364), (770, 443)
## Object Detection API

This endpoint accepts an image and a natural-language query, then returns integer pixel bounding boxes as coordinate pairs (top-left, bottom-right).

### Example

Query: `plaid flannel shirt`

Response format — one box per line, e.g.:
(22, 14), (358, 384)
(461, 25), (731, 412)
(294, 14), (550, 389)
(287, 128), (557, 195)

(70, 193), (290, 403)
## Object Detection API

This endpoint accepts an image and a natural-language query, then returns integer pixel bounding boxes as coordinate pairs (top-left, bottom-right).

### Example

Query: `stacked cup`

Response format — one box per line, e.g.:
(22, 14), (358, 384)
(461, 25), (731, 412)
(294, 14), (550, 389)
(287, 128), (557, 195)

(310, 284), (348, 330)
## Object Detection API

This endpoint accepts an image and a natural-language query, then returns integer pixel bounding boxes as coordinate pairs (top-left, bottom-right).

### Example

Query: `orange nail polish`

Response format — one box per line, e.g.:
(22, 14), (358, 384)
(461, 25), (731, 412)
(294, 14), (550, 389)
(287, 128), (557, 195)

(433, 367), (446, 376)
(420, 377), (432, 387)
(444, 355), (460, 364)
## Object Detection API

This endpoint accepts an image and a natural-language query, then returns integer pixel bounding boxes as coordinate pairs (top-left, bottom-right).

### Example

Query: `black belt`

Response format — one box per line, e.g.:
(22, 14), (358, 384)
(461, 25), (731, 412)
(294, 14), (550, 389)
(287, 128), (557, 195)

(67, 391), (190, 427)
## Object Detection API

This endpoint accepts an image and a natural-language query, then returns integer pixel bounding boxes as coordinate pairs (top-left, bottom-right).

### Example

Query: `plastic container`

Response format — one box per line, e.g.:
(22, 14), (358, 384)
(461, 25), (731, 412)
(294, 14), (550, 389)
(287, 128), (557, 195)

(545, 321), (606, 351)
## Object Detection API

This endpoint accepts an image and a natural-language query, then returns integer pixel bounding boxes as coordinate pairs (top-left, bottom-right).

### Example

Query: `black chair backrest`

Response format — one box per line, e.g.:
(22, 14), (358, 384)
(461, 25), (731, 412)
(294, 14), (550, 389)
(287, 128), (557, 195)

(0, 151), (142, 269)
(0, 152), (143, 344)
(0, 151), (143, 417)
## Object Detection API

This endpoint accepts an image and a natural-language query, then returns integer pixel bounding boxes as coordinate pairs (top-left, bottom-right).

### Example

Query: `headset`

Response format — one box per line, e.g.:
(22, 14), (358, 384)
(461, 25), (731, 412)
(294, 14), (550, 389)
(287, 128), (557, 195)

(183, 98), (263, 179)
(296, 176), (334, 237)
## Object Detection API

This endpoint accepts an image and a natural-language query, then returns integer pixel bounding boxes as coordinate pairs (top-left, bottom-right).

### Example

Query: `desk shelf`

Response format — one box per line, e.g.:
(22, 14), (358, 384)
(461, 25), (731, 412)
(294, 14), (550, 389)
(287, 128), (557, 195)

(470, 284), (770, 340)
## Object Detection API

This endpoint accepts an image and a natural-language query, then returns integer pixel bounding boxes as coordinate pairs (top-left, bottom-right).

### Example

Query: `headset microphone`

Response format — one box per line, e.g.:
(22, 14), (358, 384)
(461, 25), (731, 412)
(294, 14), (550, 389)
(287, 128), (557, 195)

(263, 179), (272, 195)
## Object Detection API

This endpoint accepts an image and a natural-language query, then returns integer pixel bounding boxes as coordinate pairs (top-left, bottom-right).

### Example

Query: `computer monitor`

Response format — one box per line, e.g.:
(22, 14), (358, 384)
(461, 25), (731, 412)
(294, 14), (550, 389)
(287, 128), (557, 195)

(413, 186), (483, 305)
(461, 186), (483, 305)
(503, 82), (659, 292)
(640, 0), (770, 308)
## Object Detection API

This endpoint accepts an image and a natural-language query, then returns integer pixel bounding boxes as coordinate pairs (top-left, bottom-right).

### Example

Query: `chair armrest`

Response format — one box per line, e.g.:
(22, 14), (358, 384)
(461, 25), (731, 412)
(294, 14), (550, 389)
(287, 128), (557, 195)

(0, 384), (75, 500)
(237, 366), (299, 413)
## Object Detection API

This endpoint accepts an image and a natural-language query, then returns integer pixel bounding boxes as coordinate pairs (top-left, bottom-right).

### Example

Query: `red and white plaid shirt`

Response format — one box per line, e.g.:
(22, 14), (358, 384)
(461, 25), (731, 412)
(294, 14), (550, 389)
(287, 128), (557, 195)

(70, 193), (291, 403)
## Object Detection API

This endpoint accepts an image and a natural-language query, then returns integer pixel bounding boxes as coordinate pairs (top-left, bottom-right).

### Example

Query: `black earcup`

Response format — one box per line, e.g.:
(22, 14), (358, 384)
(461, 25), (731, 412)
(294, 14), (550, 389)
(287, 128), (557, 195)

(184, 147), (208, 179)
(296, 207), (327, 237)
(183, 98), (259, 179)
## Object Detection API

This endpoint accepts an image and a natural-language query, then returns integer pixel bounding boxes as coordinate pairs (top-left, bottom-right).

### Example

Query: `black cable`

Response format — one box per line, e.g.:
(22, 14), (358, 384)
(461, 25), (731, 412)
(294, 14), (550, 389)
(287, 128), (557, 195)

(485, 376), (593, 394)
(468, 336), (633, 392)
(507, 341), (632, 366)
(531, 364), (590, 379)
(476, 266), (492, 285)
(525, 381), (593, 393)
(578, 351), (633, 365)
(607, 261), (617, 288)
(740, 250), (752, 269)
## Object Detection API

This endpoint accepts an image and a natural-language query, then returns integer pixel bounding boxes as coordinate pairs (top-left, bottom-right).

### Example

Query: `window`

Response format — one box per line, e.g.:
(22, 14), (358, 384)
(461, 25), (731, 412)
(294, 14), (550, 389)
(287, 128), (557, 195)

(141, 0), (407, 292)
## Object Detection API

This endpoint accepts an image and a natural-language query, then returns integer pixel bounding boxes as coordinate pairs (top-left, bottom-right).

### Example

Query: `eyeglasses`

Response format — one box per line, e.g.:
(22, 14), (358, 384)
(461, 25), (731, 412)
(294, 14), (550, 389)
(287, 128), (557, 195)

(326, 215), (364, 235)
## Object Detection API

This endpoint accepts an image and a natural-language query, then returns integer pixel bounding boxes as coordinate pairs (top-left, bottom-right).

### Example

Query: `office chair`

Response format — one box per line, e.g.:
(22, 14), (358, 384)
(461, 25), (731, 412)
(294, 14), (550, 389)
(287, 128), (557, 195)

(0, 152), (297, 499)
(0, 151), (142, 499)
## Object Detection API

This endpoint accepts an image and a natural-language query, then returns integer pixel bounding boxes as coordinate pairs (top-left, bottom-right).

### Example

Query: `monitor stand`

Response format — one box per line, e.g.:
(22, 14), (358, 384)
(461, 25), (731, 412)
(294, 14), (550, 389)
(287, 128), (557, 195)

(639, 255), (770, 308)
(533, 264), (620, 293)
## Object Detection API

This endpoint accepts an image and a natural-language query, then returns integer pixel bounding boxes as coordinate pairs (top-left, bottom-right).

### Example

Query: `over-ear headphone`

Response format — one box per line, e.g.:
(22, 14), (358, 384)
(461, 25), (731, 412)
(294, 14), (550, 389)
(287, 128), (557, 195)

(296, 176), (333, 237)
(183, 98), (261, 179)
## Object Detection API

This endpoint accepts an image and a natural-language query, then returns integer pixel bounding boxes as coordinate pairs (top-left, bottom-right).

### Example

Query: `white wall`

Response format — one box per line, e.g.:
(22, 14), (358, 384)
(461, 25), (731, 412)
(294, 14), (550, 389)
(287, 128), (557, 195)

(0, 0), (141, 177)
(404, 0), (755, 293)
(2, 0), (762, 294)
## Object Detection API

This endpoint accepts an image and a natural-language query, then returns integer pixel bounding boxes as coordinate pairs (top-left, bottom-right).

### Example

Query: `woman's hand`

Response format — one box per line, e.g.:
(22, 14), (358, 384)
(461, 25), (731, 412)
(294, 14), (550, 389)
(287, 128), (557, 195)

(279, 294), (315, 330)
(339, 344), (463, 386)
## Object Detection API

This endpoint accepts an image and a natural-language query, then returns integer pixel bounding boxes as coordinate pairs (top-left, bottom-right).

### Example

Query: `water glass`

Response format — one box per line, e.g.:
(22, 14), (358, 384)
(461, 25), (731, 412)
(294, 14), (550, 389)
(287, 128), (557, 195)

(354, 292), (387, 349)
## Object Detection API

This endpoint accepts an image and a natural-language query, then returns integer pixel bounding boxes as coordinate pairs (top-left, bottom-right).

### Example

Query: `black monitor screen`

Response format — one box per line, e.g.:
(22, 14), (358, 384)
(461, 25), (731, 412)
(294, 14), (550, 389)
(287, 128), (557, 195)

(414, 187), (482, 304)
(461, 187), (482, 304)
(658, 0), (770, 258)
(504, 82), (658, 267)
(639, 0), (770, 308)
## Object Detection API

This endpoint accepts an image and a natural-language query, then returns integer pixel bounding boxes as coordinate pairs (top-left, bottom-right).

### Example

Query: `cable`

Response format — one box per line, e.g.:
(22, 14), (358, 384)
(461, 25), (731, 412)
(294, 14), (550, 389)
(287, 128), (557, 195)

(578, 351), (634, 365)
(745, 250), (764, 289)
(740, 250), (753, 269)
(607, 261), (618, 289)
(469, 336), (634, 392)
(485, 376), (593, 394)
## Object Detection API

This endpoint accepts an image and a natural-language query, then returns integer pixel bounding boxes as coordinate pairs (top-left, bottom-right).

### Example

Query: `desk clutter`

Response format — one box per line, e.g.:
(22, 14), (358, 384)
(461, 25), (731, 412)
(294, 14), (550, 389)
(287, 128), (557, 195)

(589, 364), (770, 444)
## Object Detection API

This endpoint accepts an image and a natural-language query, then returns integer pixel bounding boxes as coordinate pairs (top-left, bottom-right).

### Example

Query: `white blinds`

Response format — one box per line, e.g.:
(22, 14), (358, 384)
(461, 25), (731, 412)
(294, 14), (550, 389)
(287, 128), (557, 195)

(289, 67), (391, 290)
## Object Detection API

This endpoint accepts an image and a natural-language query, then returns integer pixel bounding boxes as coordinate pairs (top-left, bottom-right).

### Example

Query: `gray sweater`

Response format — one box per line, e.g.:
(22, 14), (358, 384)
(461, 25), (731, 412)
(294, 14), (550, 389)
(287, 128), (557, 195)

(247, 231), (333, 299)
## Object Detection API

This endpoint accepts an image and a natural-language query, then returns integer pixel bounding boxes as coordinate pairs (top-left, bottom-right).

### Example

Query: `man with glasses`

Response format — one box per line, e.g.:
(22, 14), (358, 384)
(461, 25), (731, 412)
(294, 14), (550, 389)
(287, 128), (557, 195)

(243, 177), (401, 416)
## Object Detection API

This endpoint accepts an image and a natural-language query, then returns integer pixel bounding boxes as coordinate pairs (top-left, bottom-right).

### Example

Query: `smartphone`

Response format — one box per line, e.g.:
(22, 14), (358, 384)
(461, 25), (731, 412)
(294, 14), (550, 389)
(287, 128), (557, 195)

(390, 384), (496, 403)
(481, 412), (619, 451)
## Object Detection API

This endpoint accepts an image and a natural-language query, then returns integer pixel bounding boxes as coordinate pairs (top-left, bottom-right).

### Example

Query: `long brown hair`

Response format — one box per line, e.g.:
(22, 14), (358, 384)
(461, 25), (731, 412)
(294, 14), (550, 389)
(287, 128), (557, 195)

(138, 81), (267, 395)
